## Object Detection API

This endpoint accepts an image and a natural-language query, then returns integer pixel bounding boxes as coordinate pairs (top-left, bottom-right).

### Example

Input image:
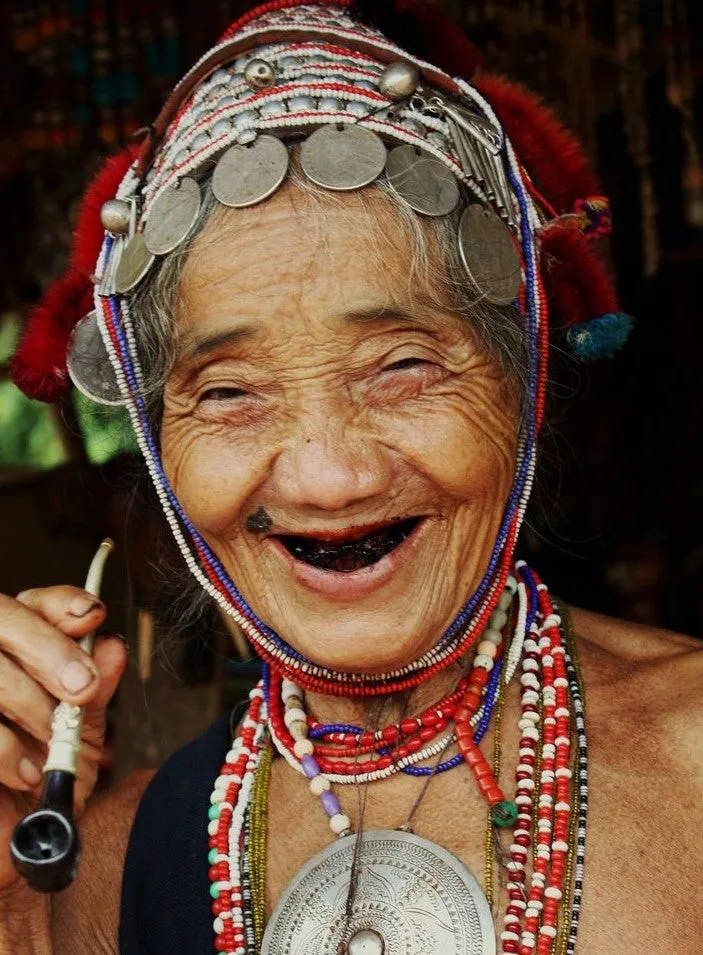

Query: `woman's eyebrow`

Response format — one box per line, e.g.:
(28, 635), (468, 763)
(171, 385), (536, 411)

(176, 325), (258, 363)
(344, 305), (442, 334)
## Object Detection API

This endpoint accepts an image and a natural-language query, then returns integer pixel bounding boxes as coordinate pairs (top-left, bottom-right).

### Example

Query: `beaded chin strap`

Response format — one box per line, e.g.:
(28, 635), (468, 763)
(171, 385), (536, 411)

(73, 0), (550, 697)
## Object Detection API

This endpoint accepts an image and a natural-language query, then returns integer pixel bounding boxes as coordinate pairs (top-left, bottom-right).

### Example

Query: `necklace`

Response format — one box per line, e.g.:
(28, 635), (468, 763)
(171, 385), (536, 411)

(207, 564), (589, 955)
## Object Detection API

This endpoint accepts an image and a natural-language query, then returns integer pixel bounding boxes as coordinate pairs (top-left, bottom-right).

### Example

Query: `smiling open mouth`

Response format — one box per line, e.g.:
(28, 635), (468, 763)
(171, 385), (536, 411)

(276, 517), (421, 573)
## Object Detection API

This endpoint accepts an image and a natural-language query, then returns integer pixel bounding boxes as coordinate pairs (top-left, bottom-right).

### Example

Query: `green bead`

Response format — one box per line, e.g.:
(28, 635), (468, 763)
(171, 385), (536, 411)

(208, 804), (221, 820)
(492, 800), (518, 828)
(209, 882), (221, 899)
(208, 848), (219, 864)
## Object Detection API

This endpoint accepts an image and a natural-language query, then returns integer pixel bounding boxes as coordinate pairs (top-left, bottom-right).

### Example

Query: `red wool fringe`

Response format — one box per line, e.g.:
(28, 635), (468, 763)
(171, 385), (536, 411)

(540, 227), (619, 329)
(10, 144), (138, 402)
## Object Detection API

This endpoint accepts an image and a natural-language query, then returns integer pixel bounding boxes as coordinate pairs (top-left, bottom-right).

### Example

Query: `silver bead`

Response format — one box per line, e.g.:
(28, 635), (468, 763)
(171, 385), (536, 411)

(289, 95), (316, 112)
(244, 58), (277, 90)
(211, 118), (233, 138)
(100, 198), (131, 234)
(379, 60), (421, 101)
(209, 68), (230, 88)
(259, 100), (287, 118)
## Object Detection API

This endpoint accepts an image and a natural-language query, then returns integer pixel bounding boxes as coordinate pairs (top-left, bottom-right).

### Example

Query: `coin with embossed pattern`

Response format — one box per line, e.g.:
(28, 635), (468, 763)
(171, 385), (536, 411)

(114, 232), (155, 294)
(212, 135), (289, 208)
(66, 311), (127, 406)
(261, 830), (496, 955)
(143, 177), (202, 255)
(458, 205), (521, 305)
(300, 124), (387, 191)
(385, 144), (460, 217)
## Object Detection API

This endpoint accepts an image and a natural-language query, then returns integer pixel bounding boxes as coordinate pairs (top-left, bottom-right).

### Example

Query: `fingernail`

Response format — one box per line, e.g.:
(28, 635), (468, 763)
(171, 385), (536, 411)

(60, 660), (96, 694)
(113, 633), (130, 654)
(68, 595), (103, 618)
(19, 757), (42, 787)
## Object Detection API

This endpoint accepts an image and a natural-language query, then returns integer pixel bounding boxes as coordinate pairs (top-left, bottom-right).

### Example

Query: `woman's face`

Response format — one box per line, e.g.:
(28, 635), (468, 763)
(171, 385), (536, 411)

(161, 185), (519, 673)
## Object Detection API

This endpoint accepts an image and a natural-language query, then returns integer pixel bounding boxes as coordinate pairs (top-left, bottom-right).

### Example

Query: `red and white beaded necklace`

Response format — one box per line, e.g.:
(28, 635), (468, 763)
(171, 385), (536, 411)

(207, 563), (589, 955)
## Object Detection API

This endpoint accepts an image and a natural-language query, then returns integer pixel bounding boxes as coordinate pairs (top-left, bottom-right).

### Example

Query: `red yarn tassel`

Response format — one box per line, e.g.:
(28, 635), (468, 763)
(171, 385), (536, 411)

(11, 144), (138, 402)
(540, 227), (619, 329)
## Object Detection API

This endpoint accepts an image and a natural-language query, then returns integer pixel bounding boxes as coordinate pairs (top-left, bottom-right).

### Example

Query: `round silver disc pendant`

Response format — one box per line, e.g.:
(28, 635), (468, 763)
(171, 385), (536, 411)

(66, 311), (127, 406)
(458, 205), (521, 305)
(143, 177), (202, 255)
(300, 125), (387, 191)
(212, 135), (289, 208)
(385, 145), (460, 217)
(261, 830), (496, 955)
(114, 232), (155, 294)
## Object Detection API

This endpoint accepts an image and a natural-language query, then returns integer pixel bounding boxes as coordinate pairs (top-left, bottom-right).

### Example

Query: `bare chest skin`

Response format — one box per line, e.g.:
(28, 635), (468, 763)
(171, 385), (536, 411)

(265, 610), (703, 954)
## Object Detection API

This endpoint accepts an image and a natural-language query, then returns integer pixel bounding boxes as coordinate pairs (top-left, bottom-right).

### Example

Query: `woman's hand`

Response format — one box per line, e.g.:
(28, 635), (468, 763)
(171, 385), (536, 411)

(0, 586), (127, 894)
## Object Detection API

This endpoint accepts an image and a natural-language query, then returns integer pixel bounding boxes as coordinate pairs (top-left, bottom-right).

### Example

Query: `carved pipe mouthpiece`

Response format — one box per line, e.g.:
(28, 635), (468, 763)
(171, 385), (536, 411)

(10, 770), (80, 893)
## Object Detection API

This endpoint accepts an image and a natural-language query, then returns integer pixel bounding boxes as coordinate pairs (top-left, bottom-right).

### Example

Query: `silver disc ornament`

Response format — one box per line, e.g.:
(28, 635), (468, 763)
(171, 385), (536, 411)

(261, 829), (496, 955)
(143, 177), (202, 255)
(300, 125), (387, 191)
(114, 232), (156, 294)
(458, 205), (521, 306)
(385, 145), (460, 217)
(212, 134), (289, 208)
(66, 311), (127, 406)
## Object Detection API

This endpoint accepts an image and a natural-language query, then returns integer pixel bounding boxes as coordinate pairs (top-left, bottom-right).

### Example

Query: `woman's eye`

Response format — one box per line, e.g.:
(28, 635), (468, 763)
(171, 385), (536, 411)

(200, 386), (248, 402)
(384, 357), (430, 372)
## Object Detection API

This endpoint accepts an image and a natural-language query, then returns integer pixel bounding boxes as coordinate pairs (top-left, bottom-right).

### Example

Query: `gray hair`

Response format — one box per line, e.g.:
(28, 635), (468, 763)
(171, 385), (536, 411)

(130, 148), (529, 435)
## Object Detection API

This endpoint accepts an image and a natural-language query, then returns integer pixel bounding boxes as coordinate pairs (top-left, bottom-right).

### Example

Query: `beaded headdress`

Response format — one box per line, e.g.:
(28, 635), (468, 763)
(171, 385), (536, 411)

(11, 0), (631, 695)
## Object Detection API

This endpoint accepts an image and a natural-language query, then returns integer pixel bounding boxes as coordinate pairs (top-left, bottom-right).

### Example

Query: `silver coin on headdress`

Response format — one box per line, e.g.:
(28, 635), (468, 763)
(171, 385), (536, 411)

(385, 144), (460, 216)
(66, 311), (127, 406)
(300, 124), (387, 191)
(114, 232), (156, 294)
(143, 177), (202, 256)
(458, 204), (522, 305)
(212, 134), (290, 208)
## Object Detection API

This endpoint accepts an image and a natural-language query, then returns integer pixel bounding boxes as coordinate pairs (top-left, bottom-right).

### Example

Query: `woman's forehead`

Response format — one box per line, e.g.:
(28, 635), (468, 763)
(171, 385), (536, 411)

(178, 184), (450, 322)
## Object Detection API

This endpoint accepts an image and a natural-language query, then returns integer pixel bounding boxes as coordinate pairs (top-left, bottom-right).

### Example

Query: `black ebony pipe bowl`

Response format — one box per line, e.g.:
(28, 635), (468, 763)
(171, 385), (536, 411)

(10, 771), (80, 893)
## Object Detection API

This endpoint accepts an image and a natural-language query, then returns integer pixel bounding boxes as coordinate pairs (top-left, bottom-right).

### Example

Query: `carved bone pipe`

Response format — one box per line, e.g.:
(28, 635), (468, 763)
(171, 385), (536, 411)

(10, 539), (114, 893)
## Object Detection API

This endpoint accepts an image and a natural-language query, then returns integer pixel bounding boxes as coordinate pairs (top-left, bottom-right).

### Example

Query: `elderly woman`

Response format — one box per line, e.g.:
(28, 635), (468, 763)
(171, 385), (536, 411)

(1, 2), (701, 954)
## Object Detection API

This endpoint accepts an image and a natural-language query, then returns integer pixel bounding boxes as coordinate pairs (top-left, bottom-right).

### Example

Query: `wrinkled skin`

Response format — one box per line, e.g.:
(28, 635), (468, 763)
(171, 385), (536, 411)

(162, 185), (519, 674)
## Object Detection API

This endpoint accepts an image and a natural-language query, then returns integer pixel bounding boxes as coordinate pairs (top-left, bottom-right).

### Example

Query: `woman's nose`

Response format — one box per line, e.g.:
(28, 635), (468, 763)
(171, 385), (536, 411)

(271, 421), (394, 513)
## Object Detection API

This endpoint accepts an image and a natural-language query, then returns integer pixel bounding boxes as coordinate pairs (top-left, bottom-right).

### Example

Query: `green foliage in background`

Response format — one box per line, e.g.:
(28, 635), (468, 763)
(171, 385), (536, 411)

(0, 314), (138, 470)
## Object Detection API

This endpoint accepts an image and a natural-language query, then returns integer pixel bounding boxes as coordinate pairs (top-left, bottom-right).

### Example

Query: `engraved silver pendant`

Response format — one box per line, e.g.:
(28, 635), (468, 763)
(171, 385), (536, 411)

(261, 830), (496, 955)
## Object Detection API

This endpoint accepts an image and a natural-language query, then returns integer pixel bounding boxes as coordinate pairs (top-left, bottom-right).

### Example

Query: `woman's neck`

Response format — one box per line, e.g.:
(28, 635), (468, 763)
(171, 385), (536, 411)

(302, 657), (470, 730)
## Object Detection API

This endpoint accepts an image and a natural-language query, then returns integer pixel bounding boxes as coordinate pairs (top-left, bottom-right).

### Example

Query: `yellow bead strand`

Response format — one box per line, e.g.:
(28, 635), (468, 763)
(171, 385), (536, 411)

(250, 741), (273, 952)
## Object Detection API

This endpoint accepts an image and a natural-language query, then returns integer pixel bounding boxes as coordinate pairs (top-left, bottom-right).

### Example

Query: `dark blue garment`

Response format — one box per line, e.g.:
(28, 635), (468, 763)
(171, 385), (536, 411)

(119, 709), (242, 954)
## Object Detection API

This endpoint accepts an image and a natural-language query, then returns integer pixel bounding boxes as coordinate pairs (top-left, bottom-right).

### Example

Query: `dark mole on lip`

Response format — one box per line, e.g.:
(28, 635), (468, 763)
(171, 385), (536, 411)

(245, 506), (273, 534)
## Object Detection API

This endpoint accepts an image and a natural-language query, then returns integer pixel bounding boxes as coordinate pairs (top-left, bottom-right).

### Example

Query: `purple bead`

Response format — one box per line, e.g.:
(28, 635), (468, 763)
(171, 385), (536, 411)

(301, 755), (321, 779)
(320, 790), (341, 818)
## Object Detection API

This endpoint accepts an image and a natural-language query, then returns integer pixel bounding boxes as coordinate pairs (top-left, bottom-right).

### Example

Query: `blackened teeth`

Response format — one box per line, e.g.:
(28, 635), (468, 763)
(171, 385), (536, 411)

(279, 517), (420, 573)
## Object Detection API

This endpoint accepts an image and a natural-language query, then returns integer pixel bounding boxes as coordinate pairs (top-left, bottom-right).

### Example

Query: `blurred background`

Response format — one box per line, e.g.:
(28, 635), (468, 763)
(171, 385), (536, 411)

(0, 0), (701, 782)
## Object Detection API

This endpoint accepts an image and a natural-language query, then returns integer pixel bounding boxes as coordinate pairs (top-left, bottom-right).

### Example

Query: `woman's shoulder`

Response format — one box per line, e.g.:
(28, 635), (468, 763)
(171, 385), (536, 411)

(569, 604), (703, 749)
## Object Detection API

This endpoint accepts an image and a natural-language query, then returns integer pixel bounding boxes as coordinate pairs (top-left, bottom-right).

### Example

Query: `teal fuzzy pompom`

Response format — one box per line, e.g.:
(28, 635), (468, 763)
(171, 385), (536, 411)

(565, 312), (634, 361)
